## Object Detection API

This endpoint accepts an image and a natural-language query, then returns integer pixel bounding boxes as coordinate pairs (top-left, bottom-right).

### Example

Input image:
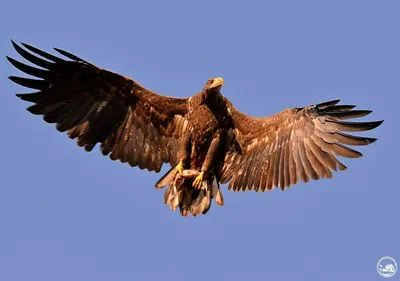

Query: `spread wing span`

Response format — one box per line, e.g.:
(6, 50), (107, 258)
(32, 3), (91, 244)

(221, 99), (383, 191)
(8, 41), (189, 172)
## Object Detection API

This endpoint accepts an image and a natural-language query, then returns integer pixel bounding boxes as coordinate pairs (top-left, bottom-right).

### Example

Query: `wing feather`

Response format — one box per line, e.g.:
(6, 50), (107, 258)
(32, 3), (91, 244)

(21, 42), (65, 63)
(9, 42), (189, 172)
(222, 99), (383, 192)
(266, 142), (277, 190)
(11, 41), (55, 69)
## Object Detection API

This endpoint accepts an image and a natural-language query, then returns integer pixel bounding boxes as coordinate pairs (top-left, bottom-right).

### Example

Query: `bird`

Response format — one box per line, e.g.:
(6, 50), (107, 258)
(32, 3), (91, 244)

(7, 41), (383, 217)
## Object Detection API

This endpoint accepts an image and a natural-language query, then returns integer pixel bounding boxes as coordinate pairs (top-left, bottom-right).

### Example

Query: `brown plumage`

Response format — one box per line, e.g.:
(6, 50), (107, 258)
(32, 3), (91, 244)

(7, 41), (383, 217)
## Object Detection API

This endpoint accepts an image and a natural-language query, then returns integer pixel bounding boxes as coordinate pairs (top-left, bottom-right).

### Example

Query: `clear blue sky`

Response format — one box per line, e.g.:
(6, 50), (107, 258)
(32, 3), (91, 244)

(0, 1), (398, 280)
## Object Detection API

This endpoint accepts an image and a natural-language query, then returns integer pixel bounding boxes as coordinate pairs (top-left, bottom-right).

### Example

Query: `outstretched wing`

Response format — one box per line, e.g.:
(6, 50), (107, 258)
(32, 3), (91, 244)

(8, 41), (189, 172)
(220, 99), (383, 191)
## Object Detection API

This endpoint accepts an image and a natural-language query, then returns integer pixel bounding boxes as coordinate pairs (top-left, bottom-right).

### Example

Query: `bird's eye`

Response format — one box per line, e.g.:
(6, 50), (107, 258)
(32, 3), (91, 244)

(209, 79), (214, 84)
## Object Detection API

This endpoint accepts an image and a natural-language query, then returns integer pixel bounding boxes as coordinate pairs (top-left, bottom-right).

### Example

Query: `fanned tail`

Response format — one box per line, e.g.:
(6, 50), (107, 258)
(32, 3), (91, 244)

(156, 169), (224, 217)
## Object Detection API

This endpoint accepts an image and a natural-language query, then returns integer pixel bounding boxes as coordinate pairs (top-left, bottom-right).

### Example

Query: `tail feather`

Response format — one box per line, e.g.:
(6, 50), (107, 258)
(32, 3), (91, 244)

(155, 164), (178, 189)
(212, 177), (224, 206)
(157, 169), (224, 217)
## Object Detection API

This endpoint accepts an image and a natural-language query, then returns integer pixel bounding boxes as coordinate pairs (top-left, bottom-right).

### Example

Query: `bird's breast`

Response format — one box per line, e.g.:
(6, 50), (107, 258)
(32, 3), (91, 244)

(189, 107), (217, 140)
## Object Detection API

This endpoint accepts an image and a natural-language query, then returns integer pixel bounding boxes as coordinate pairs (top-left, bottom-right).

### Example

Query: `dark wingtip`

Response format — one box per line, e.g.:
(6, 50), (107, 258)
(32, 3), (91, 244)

(373, 120), (384, 128)
(15, 93), (31, 101)
(20, 42), (63, 63)
(362, 120), (384, 131)
(8, 75), (28, 85)
(356, 109), (373, 117)
(53, 47), (84, 62)
(20, 42), (31, 48)
(20, 42), (36, 52)
(6, 56), (20, 67)
(317, 99), (341, 108)
(10, 40), (19, 49)
(20, 42), (43, 52)
(366, 137), (378, 144)
(8, 75), (20, 83)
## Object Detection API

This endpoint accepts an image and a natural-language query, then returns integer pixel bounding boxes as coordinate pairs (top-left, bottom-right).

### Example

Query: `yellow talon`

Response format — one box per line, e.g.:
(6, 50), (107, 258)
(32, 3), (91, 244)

(176, 161), (184, 175)
(193, 171), (204, 189)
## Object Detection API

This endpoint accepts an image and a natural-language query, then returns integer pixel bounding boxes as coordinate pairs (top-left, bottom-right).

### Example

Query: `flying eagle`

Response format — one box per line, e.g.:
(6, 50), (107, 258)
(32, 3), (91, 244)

(7, 41), (383, 217)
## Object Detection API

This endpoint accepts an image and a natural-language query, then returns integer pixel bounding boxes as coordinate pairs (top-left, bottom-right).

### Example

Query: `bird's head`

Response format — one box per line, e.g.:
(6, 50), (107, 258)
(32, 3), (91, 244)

(204, 77), (224, 93)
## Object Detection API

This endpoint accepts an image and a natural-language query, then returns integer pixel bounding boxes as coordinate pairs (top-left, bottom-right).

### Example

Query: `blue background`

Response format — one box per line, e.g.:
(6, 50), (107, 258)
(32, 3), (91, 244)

(0, 1), (398, 280)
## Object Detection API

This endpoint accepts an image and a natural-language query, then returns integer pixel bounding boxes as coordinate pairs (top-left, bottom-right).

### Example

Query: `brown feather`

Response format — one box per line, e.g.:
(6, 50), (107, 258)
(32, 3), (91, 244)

(223, 98), (382, 193)
(9, 41), (189, 173)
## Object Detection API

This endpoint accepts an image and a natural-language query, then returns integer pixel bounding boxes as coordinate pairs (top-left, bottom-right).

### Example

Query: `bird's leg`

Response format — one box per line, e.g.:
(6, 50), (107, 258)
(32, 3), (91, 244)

(193, 133), (221, 189)
(176, 133), (191, 176)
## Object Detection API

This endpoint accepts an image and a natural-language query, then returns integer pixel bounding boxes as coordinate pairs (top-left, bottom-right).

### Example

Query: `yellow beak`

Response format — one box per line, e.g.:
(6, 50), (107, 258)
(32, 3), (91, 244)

(209, 77), (224, 89)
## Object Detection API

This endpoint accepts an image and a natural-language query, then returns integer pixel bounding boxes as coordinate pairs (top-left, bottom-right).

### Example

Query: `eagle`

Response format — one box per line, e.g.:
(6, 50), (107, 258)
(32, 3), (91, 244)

(7, 41), (383, 217)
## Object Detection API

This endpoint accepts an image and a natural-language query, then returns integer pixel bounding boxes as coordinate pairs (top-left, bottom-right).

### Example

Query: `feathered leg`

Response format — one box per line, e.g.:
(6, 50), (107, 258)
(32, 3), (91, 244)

(193, 133), (221, 189)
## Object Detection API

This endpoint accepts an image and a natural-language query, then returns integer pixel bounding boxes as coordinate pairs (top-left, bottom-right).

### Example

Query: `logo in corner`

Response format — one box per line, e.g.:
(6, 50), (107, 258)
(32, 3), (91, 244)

(377, 256), (397, 278)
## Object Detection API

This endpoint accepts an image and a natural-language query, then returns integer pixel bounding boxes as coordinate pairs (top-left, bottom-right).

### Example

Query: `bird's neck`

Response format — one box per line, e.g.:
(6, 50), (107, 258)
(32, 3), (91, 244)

(202, 90), (223, 106)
